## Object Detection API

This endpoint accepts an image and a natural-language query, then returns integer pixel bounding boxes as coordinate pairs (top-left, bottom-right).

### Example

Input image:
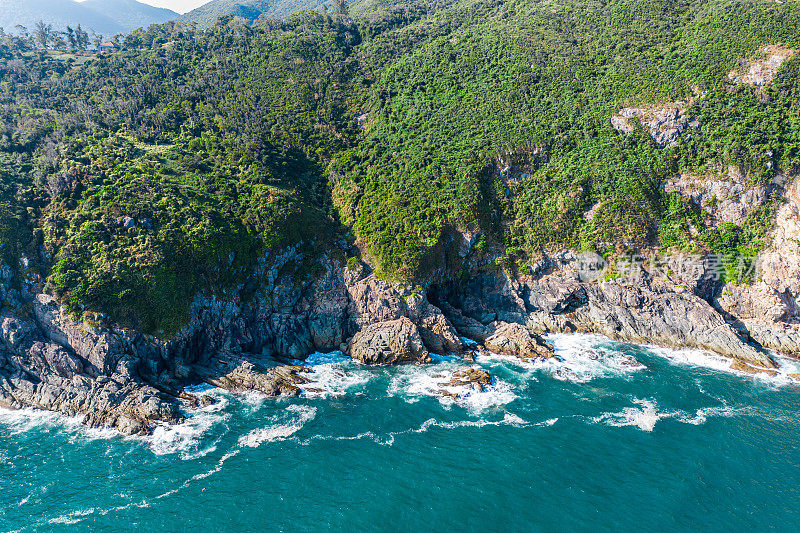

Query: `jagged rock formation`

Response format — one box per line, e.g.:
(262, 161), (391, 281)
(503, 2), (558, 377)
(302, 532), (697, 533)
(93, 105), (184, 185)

(611, 103), (696, 148)
(715, 175), (800, 356)
(484, 322), (555, 361)
(348, 317), (431, 365)
(437, 367), (493, 399)
(0, 244), (465, 434)
(431, 261), (777, 370)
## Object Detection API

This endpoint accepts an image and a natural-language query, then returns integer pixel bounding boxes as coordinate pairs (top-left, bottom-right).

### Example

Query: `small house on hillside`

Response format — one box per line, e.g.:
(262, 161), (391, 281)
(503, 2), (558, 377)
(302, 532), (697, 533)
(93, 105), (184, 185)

(98, 42), (120, 52)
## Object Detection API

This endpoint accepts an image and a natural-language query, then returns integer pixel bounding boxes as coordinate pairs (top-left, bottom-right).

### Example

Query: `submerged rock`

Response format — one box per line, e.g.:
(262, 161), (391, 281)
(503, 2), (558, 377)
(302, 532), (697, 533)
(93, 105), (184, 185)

(730, 360), (778, 377)
(438, 367), (493, 399)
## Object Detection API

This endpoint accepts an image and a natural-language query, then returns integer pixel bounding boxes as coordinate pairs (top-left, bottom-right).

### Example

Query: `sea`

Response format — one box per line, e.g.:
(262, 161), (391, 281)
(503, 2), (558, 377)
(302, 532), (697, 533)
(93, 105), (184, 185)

(2, 333), (800, 532)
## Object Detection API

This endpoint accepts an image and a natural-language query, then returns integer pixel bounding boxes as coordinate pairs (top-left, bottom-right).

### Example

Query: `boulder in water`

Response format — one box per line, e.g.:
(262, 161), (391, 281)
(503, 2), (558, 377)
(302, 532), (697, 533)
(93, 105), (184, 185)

(484, 322), (554, 361)
(348, 317), (431, 365)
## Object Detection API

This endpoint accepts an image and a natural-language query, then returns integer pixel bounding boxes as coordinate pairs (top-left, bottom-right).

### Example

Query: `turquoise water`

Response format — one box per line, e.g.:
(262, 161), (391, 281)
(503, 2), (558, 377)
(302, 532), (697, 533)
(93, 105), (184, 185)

(2, 334), (800, 532)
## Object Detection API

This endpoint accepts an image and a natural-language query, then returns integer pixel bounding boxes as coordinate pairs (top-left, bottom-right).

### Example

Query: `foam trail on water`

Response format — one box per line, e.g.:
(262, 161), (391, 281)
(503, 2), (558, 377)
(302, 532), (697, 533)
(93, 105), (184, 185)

(593, 397), (750, 431)
(239, 404), (317, 448)
(593, 398), (674, 432)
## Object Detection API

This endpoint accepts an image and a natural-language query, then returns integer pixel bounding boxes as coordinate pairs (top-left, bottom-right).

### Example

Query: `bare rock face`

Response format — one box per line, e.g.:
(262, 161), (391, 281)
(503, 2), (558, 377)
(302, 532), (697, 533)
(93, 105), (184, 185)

(730, 360), (778, 377)
(405, 296), (463, 356)
(348, 317), (431, 365)
(346, 276), (409, 327)
(484, 322), (555, 361)
(664, 168), (771, 227)
(0, 299), (184, 435)
(713, 175), (800, 354)
(728, 45), (796, 87)
(0, 247), (469, 434)
(611, 103), (691, 148)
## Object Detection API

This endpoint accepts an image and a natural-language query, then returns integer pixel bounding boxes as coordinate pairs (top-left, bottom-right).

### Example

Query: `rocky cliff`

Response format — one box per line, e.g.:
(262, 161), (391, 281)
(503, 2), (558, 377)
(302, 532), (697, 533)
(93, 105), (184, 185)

(3, 175), (800, 433)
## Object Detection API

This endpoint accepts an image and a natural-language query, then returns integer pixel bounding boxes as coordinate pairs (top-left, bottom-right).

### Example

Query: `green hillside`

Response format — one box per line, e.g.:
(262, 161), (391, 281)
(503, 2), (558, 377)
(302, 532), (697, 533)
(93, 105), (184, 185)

(1, 0), (799, 333)
(178, 0), (333, 27)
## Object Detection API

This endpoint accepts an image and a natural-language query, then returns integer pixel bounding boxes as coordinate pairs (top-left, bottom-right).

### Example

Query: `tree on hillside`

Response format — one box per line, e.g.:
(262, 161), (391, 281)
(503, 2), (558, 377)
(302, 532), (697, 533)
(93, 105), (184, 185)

(34, 20), (51, 49)
(66, 26), (76, 52)
(75, 25), (89, 51)
(51, 32), (66, 51)
(334, 0), (350, 19)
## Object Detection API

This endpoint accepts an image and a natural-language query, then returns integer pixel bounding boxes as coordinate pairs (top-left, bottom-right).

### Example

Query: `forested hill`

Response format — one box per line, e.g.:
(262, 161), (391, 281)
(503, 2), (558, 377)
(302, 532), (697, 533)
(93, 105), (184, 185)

(1, 0), (799, 334)
(177, 0), (331, 27)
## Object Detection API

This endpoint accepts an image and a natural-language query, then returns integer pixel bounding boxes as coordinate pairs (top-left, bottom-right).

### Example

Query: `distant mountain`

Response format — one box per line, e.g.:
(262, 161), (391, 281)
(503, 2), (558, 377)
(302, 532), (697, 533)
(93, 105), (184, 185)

(81, 0), (177, 31)
(0, 0), (124, 35)
(0, 0), (178, 36)
(178, 0), (333, 27)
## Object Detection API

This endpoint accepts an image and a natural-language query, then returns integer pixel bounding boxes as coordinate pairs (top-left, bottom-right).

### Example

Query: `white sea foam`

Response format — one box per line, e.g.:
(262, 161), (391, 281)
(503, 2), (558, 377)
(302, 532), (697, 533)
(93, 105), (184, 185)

(238, 404), (317, 448)
(297, 351), (372, 397)
(0, 388), (232, 454)
(650, 344), (800, 386)
(142, 390), (230, 457)
(593, 398), (677, 432)
(411, 412), (529, 433)
(295, 410), (535, 448)
(593, 397), (749, 431)
(189, 449), (241, 482)
(476, 333), (646, 384)
(500, 331), (800, 388)
(301, 350), (350, 366)
(48, 508), (95, 525)
(676, 402), (749, 425)
(388, 362), (517, 411)
(0, 406), (85, 436)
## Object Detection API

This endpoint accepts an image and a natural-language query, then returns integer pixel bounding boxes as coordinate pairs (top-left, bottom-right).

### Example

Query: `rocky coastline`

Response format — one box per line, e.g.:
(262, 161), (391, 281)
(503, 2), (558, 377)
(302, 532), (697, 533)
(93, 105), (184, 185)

(3, 176), (800, 435)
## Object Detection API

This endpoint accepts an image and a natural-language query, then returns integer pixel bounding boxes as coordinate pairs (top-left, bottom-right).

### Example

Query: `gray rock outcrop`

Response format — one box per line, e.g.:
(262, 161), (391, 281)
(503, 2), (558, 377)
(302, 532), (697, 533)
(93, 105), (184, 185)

(664, 168), (772, 227)
(484, 322), (554, 361)
(728, 45), (796, 87)
(348, 317), (431, 365)
(8, 170), (800, 434)
(611, 104), (691, 148)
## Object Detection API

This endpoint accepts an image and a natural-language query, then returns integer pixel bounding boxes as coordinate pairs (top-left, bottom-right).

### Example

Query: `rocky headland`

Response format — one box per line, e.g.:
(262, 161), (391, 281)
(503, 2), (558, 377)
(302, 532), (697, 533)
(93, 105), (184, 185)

(3, 151), (800, 434)
(4, 185), (799, 436)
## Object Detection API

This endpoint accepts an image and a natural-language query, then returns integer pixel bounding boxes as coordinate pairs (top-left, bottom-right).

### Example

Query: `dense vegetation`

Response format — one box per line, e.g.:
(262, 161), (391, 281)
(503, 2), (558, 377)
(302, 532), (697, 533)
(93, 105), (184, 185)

(1, 0), (798, 333)
(178, 0), (331, 27)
